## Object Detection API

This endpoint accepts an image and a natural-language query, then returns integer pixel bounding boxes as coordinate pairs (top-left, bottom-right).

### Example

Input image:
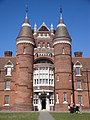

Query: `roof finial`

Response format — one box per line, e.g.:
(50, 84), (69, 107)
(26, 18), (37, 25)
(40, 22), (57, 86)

(60, 0), (63, 19)
(25, 0), (28, 19)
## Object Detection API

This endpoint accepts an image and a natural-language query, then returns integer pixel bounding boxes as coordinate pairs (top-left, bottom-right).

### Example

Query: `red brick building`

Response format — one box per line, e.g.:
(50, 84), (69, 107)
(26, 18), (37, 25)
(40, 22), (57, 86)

(0, 9), (90, 111)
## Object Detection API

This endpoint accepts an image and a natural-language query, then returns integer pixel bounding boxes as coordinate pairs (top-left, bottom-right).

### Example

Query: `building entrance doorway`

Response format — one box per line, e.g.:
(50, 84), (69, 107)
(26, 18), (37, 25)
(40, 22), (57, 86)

(42, 98), (46, 109)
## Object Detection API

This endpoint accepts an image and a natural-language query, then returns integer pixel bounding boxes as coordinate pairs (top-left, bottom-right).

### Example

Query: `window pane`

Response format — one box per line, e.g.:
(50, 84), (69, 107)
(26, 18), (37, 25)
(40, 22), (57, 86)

(6, 80), (10, 89)
(77, 81), (81, 89)
(62, 47), (65, 54)
(6, 68), (11, 76)
(56, 93), (59, 103)
(76, 67), (81, 75)
(64, 93), (67, 101)
(78, 95), (82, 104)
(4, 96), (10, 104)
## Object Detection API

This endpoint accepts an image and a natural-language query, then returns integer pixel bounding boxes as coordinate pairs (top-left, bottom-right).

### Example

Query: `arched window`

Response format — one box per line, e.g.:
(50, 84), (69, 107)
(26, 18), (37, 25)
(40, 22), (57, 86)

(62, 47), (65, 54)
(42, 42), (45, 48)
(47, 43), (50, 48)
(4, 60), (13, 76)
(23, 47), (26, 54)
(38, 42), (40, 48)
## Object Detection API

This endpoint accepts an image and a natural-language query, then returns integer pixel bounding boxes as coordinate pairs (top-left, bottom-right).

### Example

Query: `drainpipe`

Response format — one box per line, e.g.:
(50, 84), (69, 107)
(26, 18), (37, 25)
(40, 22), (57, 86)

(72, 70), (75, 104)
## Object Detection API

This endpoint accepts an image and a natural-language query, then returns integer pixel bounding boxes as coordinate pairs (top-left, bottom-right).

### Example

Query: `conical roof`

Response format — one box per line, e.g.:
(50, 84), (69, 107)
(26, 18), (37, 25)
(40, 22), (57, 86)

(55, 18), (71, 40)
(17, 16), (33, 39)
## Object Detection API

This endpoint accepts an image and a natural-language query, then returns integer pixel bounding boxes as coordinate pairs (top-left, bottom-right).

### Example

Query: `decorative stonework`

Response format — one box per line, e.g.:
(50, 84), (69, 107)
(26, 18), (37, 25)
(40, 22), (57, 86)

(16, 40), (34, 45)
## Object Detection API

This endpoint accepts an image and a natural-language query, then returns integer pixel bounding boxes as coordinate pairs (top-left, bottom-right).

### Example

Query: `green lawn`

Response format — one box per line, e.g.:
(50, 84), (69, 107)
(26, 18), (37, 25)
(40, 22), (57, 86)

(0, 112), (39, 120)
(51, 112), (90, 120)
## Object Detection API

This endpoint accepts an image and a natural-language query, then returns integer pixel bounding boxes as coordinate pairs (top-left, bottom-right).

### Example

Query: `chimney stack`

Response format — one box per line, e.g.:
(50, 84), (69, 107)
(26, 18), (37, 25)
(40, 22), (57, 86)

(74, 52), (83, 57)
(4, 51), (12, 57)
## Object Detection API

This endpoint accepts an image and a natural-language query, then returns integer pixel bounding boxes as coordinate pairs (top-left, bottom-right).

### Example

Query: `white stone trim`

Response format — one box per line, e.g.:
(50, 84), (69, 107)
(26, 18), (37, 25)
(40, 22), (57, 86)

(63, 101), (68, 104)
(74, 62), (83, 68)
(76, 75), (82, 77)
(76, 103), (84, 106)
(33, 90), (53, 93)
(22, 23), (31, 27)
(16, 40), (34, 45)
(50, 104), (54, 106)
(76, 88), (83, 91)
(57, 23), (66, 28)
(53, 40), (71, 46)
(3, 104), (10, 106)
(4, 60), (14, 68)
(4, 88), (11, 91)
(34, 52), (54, 56)
(33, 84), (54, 87)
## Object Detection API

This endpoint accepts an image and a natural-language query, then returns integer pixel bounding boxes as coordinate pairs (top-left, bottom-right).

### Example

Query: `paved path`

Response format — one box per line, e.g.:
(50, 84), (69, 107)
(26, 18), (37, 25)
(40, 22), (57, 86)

(38, 111), (55, 120)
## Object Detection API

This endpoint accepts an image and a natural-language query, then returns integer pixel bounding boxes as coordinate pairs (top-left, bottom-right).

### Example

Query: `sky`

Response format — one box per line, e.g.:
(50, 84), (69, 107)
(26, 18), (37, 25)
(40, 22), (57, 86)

(0, 0), (90, 56)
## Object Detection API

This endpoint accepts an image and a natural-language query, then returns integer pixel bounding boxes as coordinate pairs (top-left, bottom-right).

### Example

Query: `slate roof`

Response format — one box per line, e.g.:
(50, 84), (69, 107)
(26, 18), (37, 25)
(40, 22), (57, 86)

(0, 56), (90, 71)
(55, 18), (71, 42)
(17, 17), (33, 39)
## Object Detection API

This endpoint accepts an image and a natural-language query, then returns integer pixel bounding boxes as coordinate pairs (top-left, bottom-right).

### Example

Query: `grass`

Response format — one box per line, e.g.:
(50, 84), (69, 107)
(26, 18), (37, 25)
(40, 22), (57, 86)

(51, 112), (90, 120)
(0, 112), (39, 120)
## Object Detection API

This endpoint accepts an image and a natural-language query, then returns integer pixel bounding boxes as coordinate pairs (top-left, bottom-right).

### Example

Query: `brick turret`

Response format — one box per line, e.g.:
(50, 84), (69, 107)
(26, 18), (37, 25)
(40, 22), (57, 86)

(14, 16), (34, 111)
(54, 12), (73, 111)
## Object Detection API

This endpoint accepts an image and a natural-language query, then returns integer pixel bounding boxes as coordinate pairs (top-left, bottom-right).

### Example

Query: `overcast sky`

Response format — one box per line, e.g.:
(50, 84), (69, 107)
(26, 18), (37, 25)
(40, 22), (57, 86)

(0, 0), (90, 56)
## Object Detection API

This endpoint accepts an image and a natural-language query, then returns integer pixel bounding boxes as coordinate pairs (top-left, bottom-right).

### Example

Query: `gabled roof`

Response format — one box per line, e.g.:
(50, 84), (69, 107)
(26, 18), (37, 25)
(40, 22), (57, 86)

(37, 22), (50, 32)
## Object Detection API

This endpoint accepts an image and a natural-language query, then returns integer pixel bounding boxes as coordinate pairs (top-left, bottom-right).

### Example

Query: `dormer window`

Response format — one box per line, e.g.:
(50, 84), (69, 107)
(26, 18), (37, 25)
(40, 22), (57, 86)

(4, 60), (13, 76)
(74, 61), (82, 76)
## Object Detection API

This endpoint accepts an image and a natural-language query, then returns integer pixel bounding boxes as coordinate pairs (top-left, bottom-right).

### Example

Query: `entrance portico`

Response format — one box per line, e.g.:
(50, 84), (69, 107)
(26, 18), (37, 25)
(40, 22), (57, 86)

(33, 90), (54, 111)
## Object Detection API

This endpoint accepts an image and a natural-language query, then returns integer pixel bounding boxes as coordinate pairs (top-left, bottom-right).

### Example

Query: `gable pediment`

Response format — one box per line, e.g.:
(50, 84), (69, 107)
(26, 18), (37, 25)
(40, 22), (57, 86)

(38, 22), (50, 32)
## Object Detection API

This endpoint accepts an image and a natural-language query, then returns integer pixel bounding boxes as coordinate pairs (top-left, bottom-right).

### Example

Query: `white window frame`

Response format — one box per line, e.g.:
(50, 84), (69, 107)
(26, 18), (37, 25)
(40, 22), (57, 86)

(5, 80), (10, 90)
(63, 92), (68, 104)
(33, 94), (38, 106)
(50, 94), (54, 106)
(78, 95), (83, 104)
(77, 80), (83, 91)
(4, 95), (10, 106)
(4, 61), (13, 76)
(56, 93), (59, 104)
(76, 67), (81, 76)
(33, 67), (54, 87)
(74, 62), (82, 77)
(6, 67), (12, 76)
